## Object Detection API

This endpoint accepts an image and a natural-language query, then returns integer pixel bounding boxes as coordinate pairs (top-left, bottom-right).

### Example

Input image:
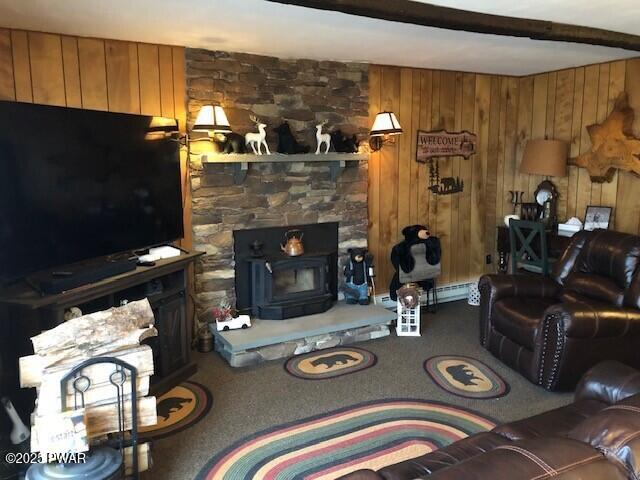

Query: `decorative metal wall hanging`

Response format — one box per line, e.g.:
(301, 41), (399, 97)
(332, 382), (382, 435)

(427, 159), (464, 195)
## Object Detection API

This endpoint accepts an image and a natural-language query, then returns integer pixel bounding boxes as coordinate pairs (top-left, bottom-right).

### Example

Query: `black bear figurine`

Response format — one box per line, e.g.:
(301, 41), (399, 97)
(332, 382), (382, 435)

(343, 248), (374, 305)
(212, 132), (246, 154)
(330, 129), (359, 153)
(273, 121), (310, 154)
(389, 225), (441, 301)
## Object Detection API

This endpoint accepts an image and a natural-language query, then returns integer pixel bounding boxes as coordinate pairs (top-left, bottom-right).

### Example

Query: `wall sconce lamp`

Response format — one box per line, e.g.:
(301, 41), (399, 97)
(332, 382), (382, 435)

(145, 105), (231, 147)
(369, 111), (403, 151)
(145, 116), (181, 140)
(193, 105), (232, 134)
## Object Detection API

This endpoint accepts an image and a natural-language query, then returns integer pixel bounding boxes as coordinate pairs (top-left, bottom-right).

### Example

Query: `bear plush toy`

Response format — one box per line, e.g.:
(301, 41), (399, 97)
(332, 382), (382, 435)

(273, 121), (310, 154)
(330, 129), (359, 153)
(389, 225), (441, 301)
(212, 132), (246, 154)
(343, 248), (374, 305)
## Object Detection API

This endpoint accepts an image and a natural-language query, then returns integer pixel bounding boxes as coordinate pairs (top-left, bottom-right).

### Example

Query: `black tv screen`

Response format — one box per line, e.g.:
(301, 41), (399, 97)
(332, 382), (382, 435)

(0, 101), (184, 281)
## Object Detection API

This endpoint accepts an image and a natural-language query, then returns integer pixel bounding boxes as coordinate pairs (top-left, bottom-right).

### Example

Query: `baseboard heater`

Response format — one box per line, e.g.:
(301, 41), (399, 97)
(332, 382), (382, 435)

(374, 281), (474, 309)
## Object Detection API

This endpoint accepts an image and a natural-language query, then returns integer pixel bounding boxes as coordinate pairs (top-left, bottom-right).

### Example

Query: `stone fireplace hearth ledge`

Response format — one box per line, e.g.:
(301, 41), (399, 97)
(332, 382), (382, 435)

(211, 302), (394, 367)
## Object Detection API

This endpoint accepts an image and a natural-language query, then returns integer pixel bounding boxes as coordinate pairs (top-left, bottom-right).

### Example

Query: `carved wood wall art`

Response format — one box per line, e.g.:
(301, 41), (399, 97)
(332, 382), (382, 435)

(569, 92), (640, 183)
(416, 130), (477, 162)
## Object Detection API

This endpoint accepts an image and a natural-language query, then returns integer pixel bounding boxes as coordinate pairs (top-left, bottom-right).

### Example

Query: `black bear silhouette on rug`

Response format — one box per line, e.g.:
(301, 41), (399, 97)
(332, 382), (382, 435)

(311, 353), (359, 369)
(446, 364), (482, 386)
(157, 396), (193, 421)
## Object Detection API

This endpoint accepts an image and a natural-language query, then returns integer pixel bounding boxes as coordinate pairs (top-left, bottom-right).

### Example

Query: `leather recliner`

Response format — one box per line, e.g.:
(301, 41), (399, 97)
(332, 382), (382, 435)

(338, 361), (640, 479)
(479, 229), (640, 390)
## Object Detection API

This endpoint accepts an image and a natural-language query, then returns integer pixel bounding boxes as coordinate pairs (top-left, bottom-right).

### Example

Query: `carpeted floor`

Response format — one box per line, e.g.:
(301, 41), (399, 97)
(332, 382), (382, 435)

(146, 301), (572, 480)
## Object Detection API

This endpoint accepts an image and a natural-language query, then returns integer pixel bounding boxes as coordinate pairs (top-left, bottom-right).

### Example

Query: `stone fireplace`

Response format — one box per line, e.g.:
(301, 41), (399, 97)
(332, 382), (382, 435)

(233, 223), (338, 319)
(191, 160), (368, 320)
(186, 48), (370, 322)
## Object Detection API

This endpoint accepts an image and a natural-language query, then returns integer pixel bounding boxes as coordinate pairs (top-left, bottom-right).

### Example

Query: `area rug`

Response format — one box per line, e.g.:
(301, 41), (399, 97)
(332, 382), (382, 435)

(139, 381), (212, 440)
(284, 347), (377, 380)
(424, 355), (510, 399)
(195, 398), (496, 480)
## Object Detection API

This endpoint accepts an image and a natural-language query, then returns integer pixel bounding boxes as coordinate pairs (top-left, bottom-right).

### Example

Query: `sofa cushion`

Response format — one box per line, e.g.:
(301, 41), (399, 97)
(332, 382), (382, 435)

(569, 393), (640, 479)
(575, 230), (640, 290)
(493, 399), (606, 441)
(424, 437), (627, 480)
(376, 432), (509, 480)
(552, 230), (589, 285)
(492, 297), (556, 350)
(576, 360), (640, 405)
(625, 268), (640, 309)
(564, 272), (624, 306)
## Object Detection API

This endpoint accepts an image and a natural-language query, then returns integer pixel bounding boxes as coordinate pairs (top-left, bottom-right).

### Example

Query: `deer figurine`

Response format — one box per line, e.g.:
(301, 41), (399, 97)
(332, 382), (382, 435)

(315, 120), (331, 154)
(245, 115), (271, 155)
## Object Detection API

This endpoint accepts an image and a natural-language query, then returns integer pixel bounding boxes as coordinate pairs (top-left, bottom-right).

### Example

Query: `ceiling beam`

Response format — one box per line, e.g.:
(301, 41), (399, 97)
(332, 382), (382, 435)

(265, 0), (640, 52)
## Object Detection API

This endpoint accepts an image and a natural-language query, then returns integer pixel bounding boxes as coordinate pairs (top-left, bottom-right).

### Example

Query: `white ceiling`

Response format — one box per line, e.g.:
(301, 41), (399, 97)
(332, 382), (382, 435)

(0, 0), (638, 75)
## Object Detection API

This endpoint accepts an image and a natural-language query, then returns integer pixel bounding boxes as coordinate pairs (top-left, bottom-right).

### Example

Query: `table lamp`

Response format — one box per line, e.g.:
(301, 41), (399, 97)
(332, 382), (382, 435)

(519, 139), (568, 228)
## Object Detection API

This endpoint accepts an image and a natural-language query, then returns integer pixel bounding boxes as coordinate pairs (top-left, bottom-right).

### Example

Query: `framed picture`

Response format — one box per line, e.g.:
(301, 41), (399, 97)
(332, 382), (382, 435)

(584, 206), (612, 231)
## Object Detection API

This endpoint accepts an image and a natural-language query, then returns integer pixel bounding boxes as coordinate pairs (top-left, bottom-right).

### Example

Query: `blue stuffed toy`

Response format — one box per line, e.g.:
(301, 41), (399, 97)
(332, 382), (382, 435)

(343, 248), (374, 305)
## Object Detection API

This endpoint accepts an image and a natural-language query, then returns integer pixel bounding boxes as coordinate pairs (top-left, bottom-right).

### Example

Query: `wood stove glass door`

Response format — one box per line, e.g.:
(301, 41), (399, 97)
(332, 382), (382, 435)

(268, 259), (326, 303)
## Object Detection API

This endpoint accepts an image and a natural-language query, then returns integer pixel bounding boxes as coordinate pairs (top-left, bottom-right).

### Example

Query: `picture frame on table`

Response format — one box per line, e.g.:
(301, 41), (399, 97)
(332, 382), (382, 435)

(584, 206), (612, 231)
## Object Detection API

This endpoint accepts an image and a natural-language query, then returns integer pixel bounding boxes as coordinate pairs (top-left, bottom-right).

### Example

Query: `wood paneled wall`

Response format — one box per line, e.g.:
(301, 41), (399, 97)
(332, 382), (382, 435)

(369, 58), (640, 292)
(0, 28), (191, 248)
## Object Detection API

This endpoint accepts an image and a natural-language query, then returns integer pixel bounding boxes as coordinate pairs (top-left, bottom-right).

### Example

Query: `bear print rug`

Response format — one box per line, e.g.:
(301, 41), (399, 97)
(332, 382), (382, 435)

(139, 381), (212, 440)
(424, 355), (509, 399)
(284, 347), (377, 380)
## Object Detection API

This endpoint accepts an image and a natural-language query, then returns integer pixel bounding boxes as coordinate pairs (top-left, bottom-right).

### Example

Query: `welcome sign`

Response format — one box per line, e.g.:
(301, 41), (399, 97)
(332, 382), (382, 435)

(416, 129), (477, 162)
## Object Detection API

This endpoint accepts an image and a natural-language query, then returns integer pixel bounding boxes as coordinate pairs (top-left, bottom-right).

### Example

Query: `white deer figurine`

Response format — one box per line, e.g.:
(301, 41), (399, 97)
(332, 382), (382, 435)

(315, 120), (331, 154)
(245, 115), (270, 155)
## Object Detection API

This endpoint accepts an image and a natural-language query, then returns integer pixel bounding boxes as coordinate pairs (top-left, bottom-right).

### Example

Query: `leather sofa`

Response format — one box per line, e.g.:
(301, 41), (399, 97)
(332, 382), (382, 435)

(479, 229), (640, 390)
(338, 361), (640, 479)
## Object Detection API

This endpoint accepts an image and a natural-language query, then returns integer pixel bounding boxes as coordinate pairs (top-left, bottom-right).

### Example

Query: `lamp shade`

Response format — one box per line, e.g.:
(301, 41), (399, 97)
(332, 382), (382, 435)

(193, 105), (231, 133)
(370, 111), (402, 136)
(145, 116), (179, 140)
(520, 139), (568, 177)
(147, 116), (179, 133)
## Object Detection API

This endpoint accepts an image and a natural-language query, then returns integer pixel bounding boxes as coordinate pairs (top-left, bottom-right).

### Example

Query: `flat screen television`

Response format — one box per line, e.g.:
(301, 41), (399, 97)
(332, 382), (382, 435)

(0, 100), (184, 282)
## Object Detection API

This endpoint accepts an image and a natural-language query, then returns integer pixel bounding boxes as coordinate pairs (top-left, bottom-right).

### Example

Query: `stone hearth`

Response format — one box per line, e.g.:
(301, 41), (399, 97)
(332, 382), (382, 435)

(211, 302), (394, 367)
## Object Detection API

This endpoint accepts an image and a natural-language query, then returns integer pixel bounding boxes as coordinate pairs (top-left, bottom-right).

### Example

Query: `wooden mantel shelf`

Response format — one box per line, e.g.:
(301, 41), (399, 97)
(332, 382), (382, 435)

(198, 152), (368, 183)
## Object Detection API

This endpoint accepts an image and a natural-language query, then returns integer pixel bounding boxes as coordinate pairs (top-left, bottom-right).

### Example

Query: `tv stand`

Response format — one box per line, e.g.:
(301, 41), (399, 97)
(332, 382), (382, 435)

(0, 250), (202, 419)
(27, 253), (138, 295)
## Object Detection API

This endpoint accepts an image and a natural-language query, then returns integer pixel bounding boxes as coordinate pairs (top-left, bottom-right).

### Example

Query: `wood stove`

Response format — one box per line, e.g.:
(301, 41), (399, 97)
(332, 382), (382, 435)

(247, 253), (334, 319)
(234, 223), (338, 320)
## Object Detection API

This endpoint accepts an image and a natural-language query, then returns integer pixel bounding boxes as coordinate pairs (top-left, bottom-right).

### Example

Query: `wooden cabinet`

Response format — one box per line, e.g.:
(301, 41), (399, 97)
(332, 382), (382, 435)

(154, 293), (188, 379)
(0, 252), (201, 419)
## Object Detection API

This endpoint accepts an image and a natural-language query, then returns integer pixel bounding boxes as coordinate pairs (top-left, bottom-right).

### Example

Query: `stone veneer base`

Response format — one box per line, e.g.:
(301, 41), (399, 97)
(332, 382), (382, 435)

(211, 302), (394, 367)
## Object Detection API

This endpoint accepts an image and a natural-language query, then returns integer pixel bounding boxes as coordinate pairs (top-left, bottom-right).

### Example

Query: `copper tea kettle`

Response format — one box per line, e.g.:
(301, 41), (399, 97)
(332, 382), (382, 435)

(281, 229), (304, 256)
